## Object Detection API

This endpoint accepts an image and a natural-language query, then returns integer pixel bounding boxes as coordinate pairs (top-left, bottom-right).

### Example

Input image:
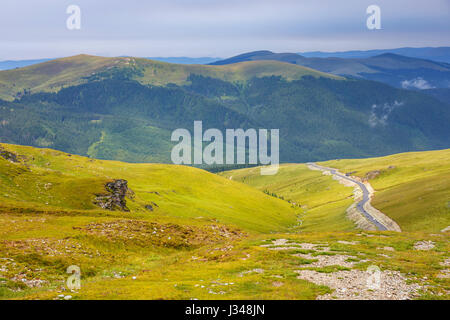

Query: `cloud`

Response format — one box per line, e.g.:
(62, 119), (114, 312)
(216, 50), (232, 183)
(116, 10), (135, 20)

(368, 101), (403, 127)
(0, 0), (449, 59)
(401, 78), (434, 90)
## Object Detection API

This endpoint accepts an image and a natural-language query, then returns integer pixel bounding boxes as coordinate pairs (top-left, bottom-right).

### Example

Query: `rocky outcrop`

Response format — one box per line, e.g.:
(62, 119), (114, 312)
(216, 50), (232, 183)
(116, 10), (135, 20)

(94, 179), (133, 211)
(144, 202), (159, 211)
(0, 146), (19, 163)
(364, 170), (381, 181)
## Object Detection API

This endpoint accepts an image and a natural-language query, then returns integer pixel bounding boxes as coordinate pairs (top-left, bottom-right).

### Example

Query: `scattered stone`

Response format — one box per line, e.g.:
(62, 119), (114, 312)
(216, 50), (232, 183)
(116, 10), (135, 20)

(364, 170), (381, 181)
(241, 253), (251, 261)
(261, 240), (331, 252)
(295, 253), (358, 268)
(267, 246), (302, 251)
(337, 240), (359, 245)
(144, 202), (159, 211)
(239, 269), (264, 277)
(377, 246), (395, 251)
(64, 295), (72, 300)
(413, 241), (435, 251)
(272, 281), (284, 287)
(296, 269), (421, 300)
(436, 269), (450, 279)
(441, 226), (450, 233)
(74, 220), (244, 248)
(440, 258), (450, 267)
(273, 239), (288, 246)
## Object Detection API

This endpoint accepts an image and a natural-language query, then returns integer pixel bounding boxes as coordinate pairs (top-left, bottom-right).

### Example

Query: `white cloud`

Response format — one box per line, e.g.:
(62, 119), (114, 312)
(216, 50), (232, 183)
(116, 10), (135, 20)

(401, 78), (434, 90)
(0, 0), (449, 59)
(368, 101), (403, 127)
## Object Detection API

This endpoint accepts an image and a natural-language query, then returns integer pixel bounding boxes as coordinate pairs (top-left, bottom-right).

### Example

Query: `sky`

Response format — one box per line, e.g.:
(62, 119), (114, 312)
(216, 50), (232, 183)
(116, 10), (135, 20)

(1, 0), (449, 60)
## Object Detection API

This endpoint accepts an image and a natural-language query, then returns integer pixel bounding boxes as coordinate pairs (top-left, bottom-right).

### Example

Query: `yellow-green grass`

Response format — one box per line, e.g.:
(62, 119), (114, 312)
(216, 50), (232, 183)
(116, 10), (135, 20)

(320, 149), (450, 232)
(219, 164), (356, 232)
(0, 213), (331, 300)
(0, 143), (297, 234)
(135, 58), (342, 87)
(0, 145), (449, 300)
(2, 215), (447, 300)
(0, 55), (121, 100)
(0, 143), (306, 299)
(0, 54), (342, 100)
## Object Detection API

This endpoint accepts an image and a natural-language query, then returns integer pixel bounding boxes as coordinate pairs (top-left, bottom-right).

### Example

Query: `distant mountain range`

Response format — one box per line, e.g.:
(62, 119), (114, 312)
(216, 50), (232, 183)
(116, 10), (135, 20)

(299, 47), (450, 63)
(0, 58), (51, 71)
(0, 54), (449, 165)
(211, 51), (450, 89)
(145, 57), (220, 64)
(3, 46), (448, 70)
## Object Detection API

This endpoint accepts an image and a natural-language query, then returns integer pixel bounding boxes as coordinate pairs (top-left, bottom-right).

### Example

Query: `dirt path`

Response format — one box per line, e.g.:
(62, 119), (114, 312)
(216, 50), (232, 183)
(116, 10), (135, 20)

(307, 163), (401, 232)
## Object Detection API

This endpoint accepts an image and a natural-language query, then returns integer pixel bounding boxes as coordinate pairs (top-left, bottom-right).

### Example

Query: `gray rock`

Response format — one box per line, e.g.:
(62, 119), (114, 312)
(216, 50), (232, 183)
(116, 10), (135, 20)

(93, 179), (133, 211)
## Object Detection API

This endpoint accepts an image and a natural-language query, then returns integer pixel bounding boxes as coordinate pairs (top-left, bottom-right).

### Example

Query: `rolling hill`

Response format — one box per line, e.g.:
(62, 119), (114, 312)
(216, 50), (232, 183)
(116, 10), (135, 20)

(299, 47), (450, 64)
(221, 149), (450, 233)
(321, 149), (450, 232)
(0, 145), (296, 232)
(0, 143), (297, 233)
(1, 144), (448, 300)
(0, 55), (449, 165)
(0, 54), (339, 101)
(219, 163), (356, 232)
(211, 51), (450, 90)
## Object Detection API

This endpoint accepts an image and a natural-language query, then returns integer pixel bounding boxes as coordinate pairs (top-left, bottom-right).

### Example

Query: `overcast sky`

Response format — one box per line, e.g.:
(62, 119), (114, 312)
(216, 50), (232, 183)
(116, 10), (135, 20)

(1, 0), (449, 60)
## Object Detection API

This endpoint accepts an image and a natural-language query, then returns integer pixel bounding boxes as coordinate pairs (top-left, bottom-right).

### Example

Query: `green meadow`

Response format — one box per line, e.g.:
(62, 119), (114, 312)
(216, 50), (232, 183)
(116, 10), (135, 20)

(0, 144), (448, 299)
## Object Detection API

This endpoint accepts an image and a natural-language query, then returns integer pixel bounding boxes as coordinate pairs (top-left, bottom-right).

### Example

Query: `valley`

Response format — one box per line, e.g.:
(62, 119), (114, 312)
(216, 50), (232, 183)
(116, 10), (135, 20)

(0, 144), (448, 300)
(0, 51), (448, 301)
(1, 0), (448, 305)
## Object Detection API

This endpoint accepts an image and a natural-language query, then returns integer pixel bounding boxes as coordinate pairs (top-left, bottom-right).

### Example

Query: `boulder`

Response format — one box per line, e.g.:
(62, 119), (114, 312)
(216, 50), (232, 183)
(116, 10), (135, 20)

(94, 179), (133, 211)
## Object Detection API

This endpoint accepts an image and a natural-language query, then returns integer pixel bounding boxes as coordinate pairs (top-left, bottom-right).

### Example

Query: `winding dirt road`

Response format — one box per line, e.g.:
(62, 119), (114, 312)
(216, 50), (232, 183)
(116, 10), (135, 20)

(307, 163), (397, 231)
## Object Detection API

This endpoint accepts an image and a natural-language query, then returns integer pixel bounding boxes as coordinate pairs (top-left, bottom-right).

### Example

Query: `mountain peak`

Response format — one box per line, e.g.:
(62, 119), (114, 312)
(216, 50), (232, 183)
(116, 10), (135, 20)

(209, 50), (274, 65)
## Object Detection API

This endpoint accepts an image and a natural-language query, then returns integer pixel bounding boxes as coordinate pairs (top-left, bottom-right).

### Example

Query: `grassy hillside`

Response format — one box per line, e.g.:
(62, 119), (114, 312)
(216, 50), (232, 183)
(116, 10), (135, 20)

(0, 54), (340, 100)
(0, 55), (121, 100)
(220, 149), (450, 233)
(0, 143), (297, 233)
(219, 164), (356, 232)
(0, 144), (448, 300)
(321, 149), (450, 232)
(2, 73), (449, 165)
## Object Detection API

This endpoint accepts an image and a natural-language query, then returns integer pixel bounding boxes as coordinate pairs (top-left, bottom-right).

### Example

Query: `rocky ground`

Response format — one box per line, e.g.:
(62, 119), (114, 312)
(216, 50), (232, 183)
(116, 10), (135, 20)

(261, 238), (427, 300)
